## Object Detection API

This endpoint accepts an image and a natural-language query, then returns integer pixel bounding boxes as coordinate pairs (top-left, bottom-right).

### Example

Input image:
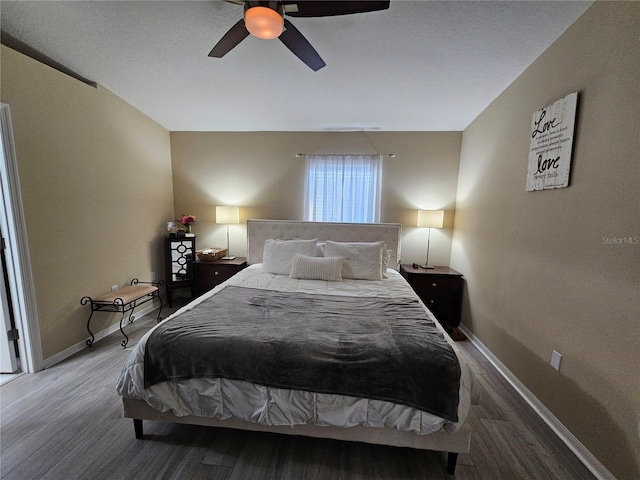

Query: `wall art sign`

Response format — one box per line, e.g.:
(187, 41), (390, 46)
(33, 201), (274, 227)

(526, 92), (578, 191)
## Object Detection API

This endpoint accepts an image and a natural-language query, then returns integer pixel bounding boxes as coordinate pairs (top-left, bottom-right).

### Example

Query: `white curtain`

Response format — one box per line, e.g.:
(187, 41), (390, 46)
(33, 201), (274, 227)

(304, 154), (382, 223)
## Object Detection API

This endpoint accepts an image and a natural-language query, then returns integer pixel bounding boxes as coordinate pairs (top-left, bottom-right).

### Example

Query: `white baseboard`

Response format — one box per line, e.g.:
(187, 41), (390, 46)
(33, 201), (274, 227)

(458, 325), (616, 480)
(42, 300), (160, 369)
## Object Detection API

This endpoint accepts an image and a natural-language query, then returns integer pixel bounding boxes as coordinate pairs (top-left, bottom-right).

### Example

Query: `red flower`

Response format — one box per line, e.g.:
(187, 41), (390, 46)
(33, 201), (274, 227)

(179, 214), (196, 225)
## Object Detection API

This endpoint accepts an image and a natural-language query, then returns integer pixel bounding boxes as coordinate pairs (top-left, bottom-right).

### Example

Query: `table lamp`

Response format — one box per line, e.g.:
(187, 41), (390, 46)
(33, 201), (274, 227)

(417, 209), (444, 269)
(216, 206), (240, 260)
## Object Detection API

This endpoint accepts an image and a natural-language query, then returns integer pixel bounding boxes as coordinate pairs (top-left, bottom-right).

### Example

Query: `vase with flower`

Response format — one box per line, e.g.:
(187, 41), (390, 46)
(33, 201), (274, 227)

(179, 214), (196, 235)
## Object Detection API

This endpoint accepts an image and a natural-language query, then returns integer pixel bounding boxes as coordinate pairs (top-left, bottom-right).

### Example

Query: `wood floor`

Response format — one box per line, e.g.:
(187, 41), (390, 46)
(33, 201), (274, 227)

(1, 299), (596, 480)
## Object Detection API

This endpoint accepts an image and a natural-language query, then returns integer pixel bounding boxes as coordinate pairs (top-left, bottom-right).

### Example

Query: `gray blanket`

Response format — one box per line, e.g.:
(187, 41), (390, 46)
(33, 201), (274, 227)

(144, 286), (460, 422)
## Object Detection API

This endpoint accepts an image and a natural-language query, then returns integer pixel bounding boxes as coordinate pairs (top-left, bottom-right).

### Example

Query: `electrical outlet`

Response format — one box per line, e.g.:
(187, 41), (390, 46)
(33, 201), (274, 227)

(551, 350), (562, 371)
(111, 285), (118, 292)
(150, 271), (156, 282)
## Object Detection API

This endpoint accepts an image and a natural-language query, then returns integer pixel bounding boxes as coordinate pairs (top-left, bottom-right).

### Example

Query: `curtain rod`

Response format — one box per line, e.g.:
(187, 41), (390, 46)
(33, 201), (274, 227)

(295, 153), (396, 158)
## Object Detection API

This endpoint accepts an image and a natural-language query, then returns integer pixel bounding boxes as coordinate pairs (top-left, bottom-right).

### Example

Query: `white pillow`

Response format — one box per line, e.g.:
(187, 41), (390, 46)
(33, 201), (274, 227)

(382, 248), (392, 277)
(316, 242), (389, 269)
(262, 239), (318, 275)
(324, 241), (385, 280)
(290, 254), (343, 281)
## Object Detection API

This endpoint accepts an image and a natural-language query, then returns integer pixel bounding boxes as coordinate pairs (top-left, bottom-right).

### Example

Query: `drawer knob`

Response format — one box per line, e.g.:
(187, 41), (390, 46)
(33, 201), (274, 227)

(214, 271), (219, 275)
(431, 282), (437, 287)
(430, 300), (435, 304)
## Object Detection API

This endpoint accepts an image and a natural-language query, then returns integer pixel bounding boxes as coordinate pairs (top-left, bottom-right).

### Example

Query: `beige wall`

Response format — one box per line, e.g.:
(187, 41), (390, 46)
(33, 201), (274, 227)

(5, 3), (635, 474)
(451, 3), (640, 478)
(170, 131), (462, 266)
(0, 46), (174, 360)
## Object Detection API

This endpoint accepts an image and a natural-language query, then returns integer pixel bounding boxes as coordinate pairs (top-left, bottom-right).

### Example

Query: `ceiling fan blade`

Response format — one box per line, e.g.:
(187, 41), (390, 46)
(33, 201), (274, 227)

(208, 19), (249, 58)
(283, 1), (390, 17)
(279, 19), (326, 71)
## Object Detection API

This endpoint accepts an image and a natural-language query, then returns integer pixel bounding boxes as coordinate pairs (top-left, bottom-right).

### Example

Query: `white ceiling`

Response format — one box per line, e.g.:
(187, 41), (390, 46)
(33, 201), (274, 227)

(1, 1), (592, 132)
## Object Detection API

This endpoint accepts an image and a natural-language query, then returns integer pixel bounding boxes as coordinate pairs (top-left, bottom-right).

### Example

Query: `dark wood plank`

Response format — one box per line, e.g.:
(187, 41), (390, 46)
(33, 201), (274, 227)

(261, 434), (314, 480)
(334, 440), (376, 480)
(1, 387), (120, 478)
(448, 463), (483, 480)
(468, 373), (507, 421)
(481, 418), (553, 480)
(0, 302), (597, 480)
(291, 436), (343, 479)
(466, 410), (524, 480)
(227, 431), (287, 480)
(372, 444), (445, 480)
(39, 418), (132, 480)
(201, 427), (248, 467)
(74, 421), (165, 480)
(192, 463), (232, 479)
(115, 423), (214, 480)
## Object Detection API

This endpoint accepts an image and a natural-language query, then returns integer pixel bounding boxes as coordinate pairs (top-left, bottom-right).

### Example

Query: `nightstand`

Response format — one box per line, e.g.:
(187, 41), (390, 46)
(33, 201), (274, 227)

(193, 257), (248, 296)
(400, 265), (464, 329)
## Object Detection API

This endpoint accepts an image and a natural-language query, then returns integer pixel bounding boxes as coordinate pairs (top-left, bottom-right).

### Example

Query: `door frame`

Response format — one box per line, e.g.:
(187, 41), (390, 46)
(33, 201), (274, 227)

(1, 224), (18, 373)
(0, 103), (43, 373)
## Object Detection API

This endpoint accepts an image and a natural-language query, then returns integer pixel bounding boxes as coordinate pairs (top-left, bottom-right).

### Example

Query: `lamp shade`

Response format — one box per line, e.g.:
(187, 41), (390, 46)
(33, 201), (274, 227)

(216, 206), (240, 224)
(244, 5), (284, 40)
(417, 210), (444, 229)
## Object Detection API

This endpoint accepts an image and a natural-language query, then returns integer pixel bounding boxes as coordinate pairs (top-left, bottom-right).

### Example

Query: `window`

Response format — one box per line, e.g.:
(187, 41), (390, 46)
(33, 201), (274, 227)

(304, 154), (382, 223)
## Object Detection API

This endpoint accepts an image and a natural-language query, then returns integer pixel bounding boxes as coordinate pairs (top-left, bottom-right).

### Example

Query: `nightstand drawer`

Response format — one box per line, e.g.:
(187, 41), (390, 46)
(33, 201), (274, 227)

(423, 295), (458, 325)
(193, 258), (247, 296)
(420, 290), (456, 309)
(409, 275), (460, 294)
(201, 266), (236, 284)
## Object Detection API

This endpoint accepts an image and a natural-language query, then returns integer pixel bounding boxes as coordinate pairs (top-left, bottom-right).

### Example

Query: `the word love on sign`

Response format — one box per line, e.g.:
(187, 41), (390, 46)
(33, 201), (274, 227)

(526, 92), (578, 191)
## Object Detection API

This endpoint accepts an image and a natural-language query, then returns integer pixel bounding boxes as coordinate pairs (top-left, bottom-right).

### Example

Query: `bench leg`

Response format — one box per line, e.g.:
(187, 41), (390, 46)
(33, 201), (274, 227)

(156, 292), (163, 323)
(127, 304), (138, 324)
(85, 311), (95, 347)
(447, 452), (458, 475)
(119, 311), (129, 348)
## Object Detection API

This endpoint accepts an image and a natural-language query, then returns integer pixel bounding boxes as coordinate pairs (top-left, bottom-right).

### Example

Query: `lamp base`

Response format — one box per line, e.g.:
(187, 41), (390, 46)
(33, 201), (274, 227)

(422, 265), (435, 269)
(222, 224), (235, 261)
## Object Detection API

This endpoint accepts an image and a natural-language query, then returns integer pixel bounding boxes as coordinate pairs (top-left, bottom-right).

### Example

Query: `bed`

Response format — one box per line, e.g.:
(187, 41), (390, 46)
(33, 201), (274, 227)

(117, 220), (473, 475)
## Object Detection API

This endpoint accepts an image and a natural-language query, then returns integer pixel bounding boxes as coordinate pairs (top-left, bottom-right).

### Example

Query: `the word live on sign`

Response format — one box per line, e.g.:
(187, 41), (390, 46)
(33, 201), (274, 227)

(526, 92), (578, 191)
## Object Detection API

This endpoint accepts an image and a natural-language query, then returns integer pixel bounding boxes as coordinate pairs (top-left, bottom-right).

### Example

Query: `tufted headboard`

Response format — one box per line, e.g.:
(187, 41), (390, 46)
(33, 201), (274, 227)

(246, 219), (402, 270)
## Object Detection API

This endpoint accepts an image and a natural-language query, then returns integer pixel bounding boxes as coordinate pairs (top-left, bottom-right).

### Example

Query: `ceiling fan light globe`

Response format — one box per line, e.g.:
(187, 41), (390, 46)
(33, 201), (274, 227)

(244, 6), (284, 39)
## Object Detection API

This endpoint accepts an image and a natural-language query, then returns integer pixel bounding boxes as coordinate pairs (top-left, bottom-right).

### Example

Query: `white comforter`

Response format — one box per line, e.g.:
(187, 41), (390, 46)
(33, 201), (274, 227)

(116, 265), (472, 435)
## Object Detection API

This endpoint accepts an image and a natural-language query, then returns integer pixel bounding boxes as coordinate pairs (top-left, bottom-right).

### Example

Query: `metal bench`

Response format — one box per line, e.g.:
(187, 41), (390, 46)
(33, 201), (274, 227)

(81, 278), (164, 348)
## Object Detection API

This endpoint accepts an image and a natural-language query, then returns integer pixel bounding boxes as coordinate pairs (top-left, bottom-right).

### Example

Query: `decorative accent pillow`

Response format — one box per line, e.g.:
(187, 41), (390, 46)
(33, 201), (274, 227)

(382, 248), (392, 277)
(324, 241), (385, 280)
(290, 254), (343, 281)
(262, 239), (318, 275)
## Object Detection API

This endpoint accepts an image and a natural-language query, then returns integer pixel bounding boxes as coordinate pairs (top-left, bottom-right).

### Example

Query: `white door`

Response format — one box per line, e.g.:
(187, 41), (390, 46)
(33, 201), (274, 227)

(0, 103), (41, 373)
(0, 233), (18, 373)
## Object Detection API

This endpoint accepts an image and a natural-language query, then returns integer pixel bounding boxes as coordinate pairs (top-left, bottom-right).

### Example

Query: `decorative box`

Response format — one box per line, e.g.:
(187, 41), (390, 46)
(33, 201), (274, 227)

(196, 247), (227, 262)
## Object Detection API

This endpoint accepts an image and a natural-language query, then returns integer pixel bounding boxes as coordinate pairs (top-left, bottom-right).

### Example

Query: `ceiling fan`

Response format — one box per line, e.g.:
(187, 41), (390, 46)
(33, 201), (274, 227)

(209, 1), (391, 71)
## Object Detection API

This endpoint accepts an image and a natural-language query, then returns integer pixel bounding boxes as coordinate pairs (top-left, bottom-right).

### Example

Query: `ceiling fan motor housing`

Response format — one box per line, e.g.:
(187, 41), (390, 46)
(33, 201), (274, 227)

(212, 1), (389, 70)
(244, 1), (285, 39)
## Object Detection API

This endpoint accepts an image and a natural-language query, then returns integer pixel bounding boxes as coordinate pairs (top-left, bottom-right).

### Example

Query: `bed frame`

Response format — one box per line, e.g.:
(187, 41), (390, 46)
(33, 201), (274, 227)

(123, 220), (471, 475)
